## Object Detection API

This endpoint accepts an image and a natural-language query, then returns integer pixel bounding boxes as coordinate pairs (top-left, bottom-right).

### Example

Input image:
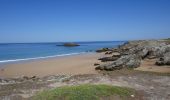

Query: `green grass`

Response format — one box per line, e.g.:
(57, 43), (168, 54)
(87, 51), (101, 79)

(33, 84), (134, 100)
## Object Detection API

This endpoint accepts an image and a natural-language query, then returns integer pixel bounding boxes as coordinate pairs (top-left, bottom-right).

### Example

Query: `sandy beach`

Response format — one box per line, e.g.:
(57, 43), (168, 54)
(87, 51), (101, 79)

(0, 53), (103, 78)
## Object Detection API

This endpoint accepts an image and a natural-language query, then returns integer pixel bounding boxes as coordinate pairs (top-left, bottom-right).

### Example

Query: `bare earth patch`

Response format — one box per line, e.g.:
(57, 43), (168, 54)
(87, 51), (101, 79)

(0, 70), (170, 100)
(135, 59), (170, 73)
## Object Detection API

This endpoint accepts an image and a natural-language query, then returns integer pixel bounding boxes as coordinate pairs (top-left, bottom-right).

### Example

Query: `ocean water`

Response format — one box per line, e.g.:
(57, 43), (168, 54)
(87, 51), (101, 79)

(0, 41), (125, 63)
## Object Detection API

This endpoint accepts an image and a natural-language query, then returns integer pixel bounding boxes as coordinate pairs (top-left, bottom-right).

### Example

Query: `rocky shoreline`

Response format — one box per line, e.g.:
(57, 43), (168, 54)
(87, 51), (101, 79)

(95, 39), (170, 71)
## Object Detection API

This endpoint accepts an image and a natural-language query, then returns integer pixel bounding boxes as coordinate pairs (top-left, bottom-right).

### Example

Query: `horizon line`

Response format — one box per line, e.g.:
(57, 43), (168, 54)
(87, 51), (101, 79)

(0, 40), (127, 44)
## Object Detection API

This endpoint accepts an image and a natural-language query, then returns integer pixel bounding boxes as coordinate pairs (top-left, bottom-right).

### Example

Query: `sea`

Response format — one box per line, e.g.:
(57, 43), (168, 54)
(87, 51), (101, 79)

(0, 41), (125, 64)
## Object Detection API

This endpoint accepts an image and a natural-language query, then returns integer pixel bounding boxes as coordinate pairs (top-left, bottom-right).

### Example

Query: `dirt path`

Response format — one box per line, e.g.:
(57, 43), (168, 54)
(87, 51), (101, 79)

(0, 70), (170, 100)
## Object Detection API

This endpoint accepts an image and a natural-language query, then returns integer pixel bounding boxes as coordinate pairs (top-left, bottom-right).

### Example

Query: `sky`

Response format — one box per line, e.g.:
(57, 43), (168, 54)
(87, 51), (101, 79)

(0, 0), (170, 43)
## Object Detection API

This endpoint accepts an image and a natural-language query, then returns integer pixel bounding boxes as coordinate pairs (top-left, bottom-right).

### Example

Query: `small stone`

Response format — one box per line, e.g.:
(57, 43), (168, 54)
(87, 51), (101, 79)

(131, 95), (135, 98)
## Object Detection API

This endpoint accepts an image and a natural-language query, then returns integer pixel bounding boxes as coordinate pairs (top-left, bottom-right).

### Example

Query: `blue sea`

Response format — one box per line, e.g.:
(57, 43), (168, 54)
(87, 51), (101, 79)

(0, 41), (125, 64)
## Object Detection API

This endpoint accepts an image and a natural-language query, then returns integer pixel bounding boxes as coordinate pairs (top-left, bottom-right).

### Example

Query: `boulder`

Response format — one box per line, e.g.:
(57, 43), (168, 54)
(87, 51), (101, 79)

(155, 52), (170, 66)
(140, 48), (149, 59)
(146, 44), (170, 58)
(96, 54), (141, 70)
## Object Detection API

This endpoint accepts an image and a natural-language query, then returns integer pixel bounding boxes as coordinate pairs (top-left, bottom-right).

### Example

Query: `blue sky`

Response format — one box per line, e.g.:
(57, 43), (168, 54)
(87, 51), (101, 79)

(0, 0), (170, 43)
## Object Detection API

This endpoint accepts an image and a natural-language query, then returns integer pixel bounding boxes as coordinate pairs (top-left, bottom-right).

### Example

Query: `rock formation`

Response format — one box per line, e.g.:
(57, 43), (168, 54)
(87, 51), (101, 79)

(95, 39), (170, 71)
(57, 43), (80, 47)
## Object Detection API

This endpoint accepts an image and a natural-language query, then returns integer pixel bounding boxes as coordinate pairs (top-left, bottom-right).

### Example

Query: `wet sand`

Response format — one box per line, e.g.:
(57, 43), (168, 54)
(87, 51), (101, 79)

(0, 53), (103, 78)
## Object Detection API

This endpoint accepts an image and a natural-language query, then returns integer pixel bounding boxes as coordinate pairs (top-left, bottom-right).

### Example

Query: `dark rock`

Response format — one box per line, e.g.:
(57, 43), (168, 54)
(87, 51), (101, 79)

(94, 63), (100, 66)
(0, 79), (2, 83)
(96, 48), (111, 53)
(98, 56), (119, 62)
(155, 60), (165, 66)
(95, 63), (112, 70)
(57, 43), (80, 47)
(22, 76), (38, 81)
(23, 76), (29, 80)
(31, 76), (36, 79)
(105, 51), (113, 55)
(95, 66), (103, 70)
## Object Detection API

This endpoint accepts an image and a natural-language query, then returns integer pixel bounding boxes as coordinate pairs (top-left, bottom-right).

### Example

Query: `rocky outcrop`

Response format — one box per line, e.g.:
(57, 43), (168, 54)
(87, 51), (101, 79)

(96, 48), (112, 53)
(57, 43), (80, 47)
(156, 52), (170, 66)
(95, 40), (170, 71)
(98, 56), (119, 62)
(96, 54), (141, 70)
(112, 52), (121, 57)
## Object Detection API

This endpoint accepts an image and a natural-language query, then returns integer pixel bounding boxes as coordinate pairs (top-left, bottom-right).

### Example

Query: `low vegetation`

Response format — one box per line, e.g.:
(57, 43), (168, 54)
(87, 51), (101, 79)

(164, 38), (170, 42)
(33, 84), (135, 100)
(164, 38), (170, 40)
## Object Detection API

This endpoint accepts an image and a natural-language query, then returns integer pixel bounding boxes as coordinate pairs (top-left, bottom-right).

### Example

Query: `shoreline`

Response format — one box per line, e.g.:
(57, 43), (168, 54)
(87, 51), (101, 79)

(0, 52), (88, 64)
(0, 53), (103, 78)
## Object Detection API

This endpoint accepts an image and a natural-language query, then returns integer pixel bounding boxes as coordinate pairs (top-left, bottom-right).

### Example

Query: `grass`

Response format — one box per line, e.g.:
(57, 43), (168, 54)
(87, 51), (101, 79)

(33, 84), (135, 100)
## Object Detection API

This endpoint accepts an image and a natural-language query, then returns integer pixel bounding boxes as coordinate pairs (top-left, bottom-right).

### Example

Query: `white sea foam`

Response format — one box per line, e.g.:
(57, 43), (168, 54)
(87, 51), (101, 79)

(0, 52), (86, 63)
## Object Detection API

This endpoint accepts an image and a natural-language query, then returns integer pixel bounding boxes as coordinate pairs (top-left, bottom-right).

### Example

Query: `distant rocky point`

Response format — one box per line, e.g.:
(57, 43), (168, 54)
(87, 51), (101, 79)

(57, 43), (80, 47)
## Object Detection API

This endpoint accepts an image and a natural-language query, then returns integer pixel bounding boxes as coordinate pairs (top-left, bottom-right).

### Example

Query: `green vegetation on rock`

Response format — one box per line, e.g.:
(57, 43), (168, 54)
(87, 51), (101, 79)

(164, 38), (170, 41)
(33, 84), (134, 100)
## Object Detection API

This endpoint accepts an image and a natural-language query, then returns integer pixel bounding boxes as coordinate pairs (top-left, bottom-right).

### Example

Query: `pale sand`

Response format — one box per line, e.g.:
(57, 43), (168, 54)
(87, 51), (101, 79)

(135, 59), (170, 73)
(0, 53), (103, 78)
